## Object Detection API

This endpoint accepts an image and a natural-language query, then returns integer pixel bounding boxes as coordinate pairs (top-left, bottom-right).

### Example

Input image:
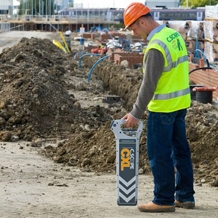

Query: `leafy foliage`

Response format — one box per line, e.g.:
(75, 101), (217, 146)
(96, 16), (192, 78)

(18, 0), (55, 15)
(181, 0), (218, 7)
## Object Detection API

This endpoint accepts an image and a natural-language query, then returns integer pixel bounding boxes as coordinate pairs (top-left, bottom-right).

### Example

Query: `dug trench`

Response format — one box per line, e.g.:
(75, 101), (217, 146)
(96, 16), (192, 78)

(0, 36), (218, 188)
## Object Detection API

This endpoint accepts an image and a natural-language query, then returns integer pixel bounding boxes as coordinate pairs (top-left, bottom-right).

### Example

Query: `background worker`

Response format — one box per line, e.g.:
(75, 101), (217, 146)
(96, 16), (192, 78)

(121, 2), (195, 213)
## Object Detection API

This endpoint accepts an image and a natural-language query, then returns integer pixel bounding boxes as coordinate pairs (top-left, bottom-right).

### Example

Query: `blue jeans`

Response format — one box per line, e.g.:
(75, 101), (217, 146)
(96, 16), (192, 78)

(146, 109), (195, 206)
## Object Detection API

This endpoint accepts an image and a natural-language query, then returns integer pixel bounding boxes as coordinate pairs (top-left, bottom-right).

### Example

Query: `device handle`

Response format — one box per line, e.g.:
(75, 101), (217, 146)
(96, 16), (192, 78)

(111, 119), (143, 139)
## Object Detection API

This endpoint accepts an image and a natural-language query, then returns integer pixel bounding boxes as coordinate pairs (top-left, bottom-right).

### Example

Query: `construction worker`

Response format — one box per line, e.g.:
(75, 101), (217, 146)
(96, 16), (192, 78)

(121, 2), (195, 213)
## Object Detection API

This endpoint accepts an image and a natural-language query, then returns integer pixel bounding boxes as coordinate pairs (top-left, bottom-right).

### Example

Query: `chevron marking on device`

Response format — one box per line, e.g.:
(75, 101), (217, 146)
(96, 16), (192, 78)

(119, 192), (136, 203)
(119, 183), (136, 195)
(119, 176), (136, 187)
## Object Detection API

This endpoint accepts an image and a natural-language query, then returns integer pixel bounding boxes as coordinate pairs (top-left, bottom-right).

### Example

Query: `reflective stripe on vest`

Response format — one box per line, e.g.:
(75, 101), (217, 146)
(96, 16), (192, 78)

(146, 39), (188, 72)
(153, 87), (190, 100)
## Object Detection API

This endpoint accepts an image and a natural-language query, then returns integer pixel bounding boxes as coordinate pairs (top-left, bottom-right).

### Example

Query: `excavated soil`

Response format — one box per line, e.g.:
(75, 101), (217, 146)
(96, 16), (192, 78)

(0, 35), (218, 188)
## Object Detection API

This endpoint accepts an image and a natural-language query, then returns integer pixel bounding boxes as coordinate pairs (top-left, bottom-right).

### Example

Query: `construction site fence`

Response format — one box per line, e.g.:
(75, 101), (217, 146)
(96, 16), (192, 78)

(0, 14), (121, 24)
(0, 22), (10, 31)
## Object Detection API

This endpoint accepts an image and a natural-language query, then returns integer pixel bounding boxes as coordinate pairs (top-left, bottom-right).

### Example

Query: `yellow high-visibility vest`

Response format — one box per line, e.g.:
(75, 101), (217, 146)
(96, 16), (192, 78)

(143, 27), (191, 112)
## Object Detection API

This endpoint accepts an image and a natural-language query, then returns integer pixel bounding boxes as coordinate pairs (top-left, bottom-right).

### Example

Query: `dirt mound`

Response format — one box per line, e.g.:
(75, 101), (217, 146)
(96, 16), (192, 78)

(0, 37), (112, 141)
(0, 36), (218, 187)
(43, 102), (218, 187)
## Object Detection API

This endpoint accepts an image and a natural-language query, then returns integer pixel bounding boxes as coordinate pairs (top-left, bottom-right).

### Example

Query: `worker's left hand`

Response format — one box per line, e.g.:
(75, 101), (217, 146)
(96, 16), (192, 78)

(121, 113), (139, 128)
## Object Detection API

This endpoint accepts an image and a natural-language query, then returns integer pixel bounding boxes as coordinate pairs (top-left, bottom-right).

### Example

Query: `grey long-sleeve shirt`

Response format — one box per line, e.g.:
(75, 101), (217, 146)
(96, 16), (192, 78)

(130, 48), (164, 119)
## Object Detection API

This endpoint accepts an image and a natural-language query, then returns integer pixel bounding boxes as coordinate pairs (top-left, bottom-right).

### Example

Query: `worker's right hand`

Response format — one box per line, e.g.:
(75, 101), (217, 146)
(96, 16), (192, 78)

(121, 113), (139, 128)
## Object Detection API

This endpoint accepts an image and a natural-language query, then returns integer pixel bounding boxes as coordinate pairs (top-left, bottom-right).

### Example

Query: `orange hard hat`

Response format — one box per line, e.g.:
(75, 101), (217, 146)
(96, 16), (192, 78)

(124, 2), (151, 29)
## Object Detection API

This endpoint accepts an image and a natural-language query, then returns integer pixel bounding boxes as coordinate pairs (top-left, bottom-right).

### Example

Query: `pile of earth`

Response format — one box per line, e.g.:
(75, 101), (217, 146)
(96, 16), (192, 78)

(0, 37), (218, 187)
(43, 93), (218, 188)
(0, 37), (112, 141)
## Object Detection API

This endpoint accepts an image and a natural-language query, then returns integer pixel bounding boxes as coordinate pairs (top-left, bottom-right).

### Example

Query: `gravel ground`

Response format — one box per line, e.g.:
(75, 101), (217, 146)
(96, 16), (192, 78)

(0, 142), (218, 218)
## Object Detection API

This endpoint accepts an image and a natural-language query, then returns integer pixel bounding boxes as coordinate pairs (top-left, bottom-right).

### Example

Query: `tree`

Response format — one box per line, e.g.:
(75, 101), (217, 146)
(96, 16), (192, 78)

(181, 0), (218, 7)
(18, 0), (55, 16)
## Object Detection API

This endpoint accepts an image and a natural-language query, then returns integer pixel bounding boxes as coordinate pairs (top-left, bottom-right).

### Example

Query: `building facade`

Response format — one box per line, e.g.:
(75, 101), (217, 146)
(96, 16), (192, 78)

(0, 0), (20, 15)
(145, 0), (180, 8)
(55, 0), (73, 10)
